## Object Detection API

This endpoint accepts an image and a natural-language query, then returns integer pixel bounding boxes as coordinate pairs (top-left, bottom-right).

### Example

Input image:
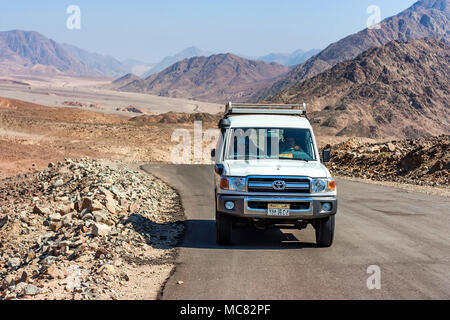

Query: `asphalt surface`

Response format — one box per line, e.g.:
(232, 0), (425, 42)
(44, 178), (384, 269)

(142, 164), (450, 300)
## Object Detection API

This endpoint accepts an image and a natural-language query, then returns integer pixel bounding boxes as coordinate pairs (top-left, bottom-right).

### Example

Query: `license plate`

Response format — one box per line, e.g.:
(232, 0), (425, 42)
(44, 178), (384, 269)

(267, 203), (290, 216)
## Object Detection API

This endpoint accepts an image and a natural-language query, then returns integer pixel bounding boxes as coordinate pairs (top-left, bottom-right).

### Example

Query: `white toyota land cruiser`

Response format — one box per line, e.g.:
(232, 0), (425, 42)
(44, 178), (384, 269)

(211, 102), (337, 247)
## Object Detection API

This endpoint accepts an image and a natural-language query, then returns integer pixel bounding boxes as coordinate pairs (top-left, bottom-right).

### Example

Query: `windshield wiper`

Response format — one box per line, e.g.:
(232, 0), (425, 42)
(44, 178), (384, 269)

(279, 157), (311, 162)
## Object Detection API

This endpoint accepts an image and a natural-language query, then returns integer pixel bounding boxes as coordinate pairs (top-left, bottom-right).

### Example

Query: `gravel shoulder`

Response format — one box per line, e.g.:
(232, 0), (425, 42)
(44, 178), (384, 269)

(335, 175), (449, 198)
(329, 135), (449, 195)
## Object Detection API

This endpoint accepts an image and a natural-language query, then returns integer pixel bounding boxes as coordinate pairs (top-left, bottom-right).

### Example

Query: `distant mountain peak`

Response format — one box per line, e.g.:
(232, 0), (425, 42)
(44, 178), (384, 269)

(142, 46), (213, 78)
(253, 0), (450, 101)
(255, 49), (321, 66)
(0, 29), (95, 76)
(414, 0), (448, 11)
(179, 46), (205, 55)
(0, 29), (154, 78)
(115, 54), (290, 103)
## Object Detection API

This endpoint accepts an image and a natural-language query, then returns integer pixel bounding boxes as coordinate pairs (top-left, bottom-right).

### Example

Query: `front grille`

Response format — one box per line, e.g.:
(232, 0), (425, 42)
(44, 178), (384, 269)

(248, 201), (310, 210)
(247, 177), (310, 193)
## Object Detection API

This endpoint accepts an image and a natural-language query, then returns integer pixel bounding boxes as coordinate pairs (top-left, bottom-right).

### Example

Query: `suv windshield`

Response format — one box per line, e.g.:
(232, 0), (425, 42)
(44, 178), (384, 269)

(225, 128), (316, 161)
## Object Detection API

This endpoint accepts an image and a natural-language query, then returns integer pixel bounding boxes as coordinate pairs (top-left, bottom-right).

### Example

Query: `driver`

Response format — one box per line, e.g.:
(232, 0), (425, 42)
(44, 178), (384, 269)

(280, 134), (311, 160)
(283, 136), (302, 152)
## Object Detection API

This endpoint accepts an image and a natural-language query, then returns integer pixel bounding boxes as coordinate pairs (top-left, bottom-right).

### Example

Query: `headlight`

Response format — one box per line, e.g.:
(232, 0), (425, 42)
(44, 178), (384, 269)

(220, 177), (246, 192)
(312, 178), (336, 193)
(312, 179), (327, 192)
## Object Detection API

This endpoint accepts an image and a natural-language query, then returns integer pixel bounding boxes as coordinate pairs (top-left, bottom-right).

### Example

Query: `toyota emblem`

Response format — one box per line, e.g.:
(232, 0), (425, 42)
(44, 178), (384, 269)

(272, 180), (286, 191)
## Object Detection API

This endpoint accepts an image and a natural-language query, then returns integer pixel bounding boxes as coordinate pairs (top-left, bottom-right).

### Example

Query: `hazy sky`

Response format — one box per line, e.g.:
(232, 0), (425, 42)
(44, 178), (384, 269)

(0, 0), (417, 62)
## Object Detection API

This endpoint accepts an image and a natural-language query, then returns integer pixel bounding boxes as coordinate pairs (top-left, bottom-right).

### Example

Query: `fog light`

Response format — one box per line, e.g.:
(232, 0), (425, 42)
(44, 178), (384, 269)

(225, 201), (235, 210)
(321, 202), (332, 212)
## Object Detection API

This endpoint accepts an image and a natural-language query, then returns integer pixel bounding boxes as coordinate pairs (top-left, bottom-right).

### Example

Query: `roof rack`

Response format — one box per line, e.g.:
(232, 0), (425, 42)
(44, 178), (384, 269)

(224, 102), (307, 117)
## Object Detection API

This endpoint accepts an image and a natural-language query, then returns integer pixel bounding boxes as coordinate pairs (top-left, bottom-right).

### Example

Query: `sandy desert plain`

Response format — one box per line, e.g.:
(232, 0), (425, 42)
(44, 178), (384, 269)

(0, 74), (222, 114)
(0, 74), (226, 178)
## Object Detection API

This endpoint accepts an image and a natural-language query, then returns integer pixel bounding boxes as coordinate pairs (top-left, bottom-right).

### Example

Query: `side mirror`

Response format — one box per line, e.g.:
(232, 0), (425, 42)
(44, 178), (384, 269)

(210, 149), (216, 161)
(218, 118), (231, 129)
(322, 148), (331, 163)
(215, 164), (224, 175)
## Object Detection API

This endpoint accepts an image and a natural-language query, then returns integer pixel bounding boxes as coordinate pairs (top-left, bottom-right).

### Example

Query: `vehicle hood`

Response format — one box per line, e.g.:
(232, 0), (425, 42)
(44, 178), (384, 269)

(223, 159), (330, 178)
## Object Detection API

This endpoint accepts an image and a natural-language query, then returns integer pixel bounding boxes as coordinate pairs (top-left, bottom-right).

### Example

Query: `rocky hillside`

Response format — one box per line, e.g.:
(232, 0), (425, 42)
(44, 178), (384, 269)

(330, 135), (449, 188)
(61, 43), (129, 77)
(0, 97), (121, 124)
(0, 159), (183, 300)
(116, 53), (290, 103)
(109, 73), (142, 90)
(255, 0), (450, 101)
(268, 38), (450, 139)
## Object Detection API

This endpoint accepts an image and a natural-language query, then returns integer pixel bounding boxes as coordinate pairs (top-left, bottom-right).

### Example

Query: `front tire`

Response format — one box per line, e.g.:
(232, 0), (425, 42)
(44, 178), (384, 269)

(315, 215), (335, 247)
(216, 212), (232, 245)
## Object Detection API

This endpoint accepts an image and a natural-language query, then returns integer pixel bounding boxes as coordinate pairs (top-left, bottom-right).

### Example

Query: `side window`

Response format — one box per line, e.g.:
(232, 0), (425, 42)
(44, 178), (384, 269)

(218, 128), (227, 161)
(308, 132), (315, 158)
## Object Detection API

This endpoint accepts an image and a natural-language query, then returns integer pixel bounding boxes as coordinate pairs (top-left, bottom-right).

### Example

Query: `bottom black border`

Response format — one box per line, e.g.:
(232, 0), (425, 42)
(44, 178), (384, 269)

(1, 300), (446, 318)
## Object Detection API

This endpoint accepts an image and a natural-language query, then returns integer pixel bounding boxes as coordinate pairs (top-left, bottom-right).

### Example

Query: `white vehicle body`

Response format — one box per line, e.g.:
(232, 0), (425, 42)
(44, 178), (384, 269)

(213, 103), (338, 246)
(218, 115), (332, 179)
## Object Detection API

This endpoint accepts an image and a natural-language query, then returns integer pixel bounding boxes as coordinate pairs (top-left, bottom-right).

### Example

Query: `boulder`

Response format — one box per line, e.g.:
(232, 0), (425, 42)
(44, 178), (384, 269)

(23, 284), (41, 296)
(7, 257), (21, 269)
(49, 213), (62, 222)
(80, 198), (93, 212)
(0, 215), (8, 229)
(91, 200), (104, 211)
(33, 205), (51, 216)
(93, 211), (108, 223)
(105, 200), (116, 214)
(92, 223), (111, 237)
(387, 143), (396, 152)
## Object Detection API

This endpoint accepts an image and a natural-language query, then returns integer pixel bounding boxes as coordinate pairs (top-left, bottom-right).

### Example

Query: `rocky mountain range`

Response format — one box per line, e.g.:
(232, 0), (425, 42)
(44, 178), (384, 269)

(116, 53), (291, 103)
(0, 30), (154, 78)
(254, 0), (450, 101)
(0, 30), (95, 76)
(0, 30), (312, 81)
(142, 47), (321, 79)
(268, 38), (450, 139)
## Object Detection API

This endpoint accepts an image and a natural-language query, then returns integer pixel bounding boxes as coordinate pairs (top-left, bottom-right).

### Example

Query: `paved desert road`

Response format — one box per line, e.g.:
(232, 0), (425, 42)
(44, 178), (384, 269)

(142, 164), (450, 300)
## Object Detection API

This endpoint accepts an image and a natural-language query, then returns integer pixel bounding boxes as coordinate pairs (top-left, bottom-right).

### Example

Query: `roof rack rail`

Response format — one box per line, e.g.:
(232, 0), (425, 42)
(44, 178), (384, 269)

(224, 102), (307, 117)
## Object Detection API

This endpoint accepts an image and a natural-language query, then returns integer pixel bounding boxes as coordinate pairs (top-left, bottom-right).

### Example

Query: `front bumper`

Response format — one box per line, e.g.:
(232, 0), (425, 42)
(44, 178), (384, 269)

(217, 194), (337, 219)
